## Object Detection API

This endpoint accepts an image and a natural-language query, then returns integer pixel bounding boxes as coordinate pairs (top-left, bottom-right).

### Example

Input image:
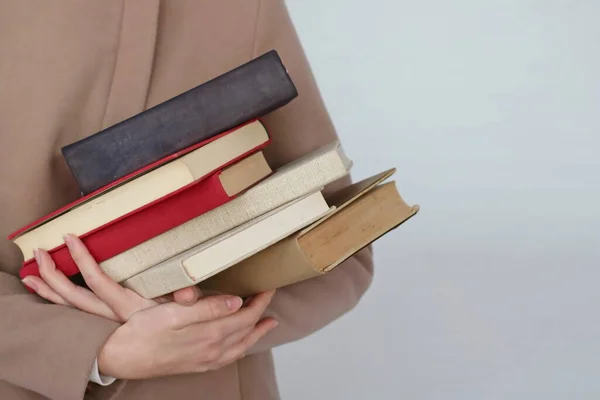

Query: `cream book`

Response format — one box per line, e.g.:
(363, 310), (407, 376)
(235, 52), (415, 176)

(122, 191), (333, 298)
(11, 120), (269, 261)
(198, 169), (420, 297)
(101, 141), (352, 282)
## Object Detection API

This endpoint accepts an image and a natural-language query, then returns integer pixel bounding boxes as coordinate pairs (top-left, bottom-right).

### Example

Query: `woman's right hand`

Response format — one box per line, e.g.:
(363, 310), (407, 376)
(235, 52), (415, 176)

(98, 290), (278, 379)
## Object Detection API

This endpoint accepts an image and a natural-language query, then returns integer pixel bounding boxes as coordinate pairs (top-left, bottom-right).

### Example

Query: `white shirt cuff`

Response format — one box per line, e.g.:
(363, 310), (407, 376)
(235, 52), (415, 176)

(89, 357), (117, 386)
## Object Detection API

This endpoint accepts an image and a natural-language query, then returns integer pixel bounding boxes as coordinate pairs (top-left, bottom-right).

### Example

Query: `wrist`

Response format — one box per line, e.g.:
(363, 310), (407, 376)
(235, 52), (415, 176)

(97, 340), (116, 378)
(97, 329), (127, 379)
(97, 324), (154, 380)
(90, 357), (117, 386)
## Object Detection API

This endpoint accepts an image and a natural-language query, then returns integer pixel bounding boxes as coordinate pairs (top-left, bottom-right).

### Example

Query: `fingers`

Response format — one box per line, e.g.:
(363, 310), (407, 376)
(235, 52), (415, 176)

(243, 290), (276, 309)
(155, 294), (174, 304)
(166, 294), (244, 329)
(22, 275), (70, 306)
(173, 286), (203, 306)
(34, 248), (121, 321)
(206, 290), (276, 338)
(216, 318), (279, 366)
(37, 236), (157, 321)
(63, 234), (143, 319)
(220, 324), (253, 350)
(217, 292), (276, 346)
(237, 317), (279, 352)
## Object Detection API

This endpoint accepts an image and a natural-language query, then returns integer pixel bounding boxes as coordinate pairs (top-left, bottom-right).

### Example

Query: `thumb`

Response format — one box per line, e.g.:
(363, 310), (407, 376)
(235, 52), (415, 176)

(173, 285), (203, 306)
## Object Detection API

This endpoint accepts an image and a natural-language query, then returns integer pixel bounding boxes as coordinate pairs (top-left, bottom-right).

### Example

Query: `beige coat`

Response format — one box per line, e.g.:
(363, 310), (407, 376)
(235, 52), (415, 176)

(0, 1), (374, 399)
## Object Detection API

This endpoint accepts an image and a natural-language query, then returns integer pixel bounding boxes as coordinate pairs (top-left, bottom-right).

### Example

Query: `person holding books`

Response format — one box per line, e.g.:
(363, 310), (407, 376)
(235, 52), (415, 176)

(0, 1), (374, 399)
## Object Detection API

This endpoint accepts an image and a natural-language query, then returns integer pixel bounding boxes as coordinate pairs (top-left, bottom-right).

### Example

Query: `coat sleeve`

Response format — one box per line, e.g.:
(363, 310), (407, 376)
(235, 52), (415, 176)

(0, 2), (132, 397)
(248, 0), (375, 353)
(0, 270), (124, 400)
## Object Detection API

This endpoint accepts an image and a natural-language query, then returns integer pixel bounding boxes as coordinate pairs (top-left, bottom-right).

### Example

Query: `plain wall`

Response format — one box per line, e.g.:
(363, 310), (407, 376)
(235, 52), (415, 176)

(273, 1), (600, 399)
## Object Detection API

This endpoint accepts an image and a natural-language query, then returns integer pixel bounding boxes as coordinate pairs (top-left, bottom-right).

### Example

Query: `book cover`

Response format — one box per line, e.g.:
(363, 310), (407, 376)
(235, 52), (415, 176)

(62, 50), (297, 195)
(100, 141), (353, 282)
(198, 169), (420, 297)
(19, 152), (272, 282)
(122, 191), (332, 299)
(9, 119), (266, 241)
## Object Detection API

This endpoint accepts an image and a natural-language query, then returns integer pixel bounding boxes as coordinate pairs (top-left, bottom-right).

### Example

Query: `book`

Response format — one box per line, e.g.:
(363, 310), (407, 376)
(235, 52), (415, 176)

(198, 169), (419, 297)
(10, 120), (270, 262)
(99, 141), (352, 283)
(122, 191), (333, 298)
(62, 50), (297, 195)
(18, 151), (272, 281)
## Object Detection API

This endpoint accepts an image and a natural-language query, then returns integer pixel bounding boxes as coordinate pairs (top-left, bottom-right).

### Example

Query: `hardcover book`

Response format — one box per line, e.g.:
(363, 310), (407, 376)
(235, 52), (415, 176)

(62, 50), (297, 195)
(18, 151), (272, 281)
(10, 121), (270, 260)
(122, 191), (333, 298)
(198, 169), (420, 297)
(99, 141), (352, 283)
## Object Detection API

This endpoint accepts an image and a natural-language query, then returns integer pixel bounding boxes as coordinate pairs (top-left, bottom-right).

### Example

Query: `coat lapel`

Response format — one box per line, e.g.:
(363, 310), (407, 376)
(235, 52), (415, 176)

(102, 0), (160, 129)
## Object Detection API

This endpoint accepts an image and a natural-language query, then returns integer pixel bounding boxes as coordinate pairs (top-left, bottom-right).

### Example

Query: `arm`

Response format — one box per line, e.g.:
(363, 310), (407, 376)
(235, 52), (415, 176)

(248, 0), (375, 353)
(250, 249), (373, 353)
(0, 269), (124, 399)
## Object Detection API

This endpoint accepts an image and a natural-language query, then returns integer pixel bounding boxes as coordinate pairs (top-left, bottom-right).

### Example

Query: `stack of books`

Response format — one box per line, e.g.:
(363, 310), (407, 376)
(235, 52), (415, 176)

(10, 50), (419, 299)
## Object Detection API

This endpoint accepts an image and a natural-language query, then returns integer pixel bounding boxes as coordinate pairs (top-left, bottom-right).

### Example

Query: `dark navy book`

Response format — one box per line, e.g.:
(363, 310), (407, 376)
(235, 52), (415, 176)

(62, 50), (297, 195)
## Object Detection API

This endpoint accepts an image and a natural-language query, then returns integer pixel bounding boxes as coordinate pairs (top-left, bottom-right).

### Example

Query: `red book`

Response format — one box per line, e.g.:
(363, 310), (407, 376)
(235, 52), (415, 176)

(9, 119), (264, 239)
(18, 150), (273, 281)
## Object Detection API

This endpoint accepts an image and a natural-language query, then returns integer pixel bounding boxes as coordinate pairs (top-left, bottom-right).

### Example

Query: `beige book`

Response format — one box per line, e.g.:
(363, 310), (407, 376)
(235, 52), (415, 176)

(122, 191), (333, 298)
(101, 141), (352, 282)
(199, 169), (420, 298)
(216, 152), (273, 196)
(12, 121), (269, 261)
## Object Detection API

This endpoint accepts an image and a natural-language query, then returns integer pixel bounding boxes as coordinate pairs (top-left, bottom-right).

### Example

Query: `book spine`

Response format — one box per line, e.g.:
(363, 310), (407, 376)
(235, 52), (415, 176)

(99, 146), (350, 280)
(62, 50), (297, 195)
(18, 171), (245, 283)
(122, 263), (195, 299)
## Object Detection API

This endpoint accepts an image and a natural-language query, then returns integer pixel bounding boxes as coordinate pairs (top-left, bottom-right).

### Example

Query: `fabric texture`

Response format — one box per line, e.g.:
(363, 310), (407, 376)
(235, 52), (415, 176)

(0, 0), (374, 399)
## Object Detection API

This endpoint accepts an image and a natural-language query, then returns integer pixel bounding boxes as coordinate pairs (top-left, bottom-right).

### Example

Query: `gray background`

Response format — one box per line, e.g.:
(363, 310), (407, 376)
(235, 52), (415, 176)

(273, 1), (600, 399)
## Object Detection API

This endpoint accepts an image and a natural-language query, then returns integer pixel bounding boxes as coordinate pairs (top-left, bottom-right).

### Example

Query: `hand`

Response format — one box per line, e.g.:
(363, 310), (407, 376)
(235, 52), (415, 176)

(22, 234), (202, 321)
(98, 290), (277, 379)
(22, 234), (279, 379)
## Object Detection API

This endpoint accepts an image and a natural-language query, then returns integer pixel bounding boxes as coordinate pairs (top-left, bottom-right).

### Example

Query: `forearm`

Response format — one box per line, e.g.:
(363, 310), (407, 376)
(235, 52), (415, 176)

(0, 272), (123, 400)
(249, 246), (373, 353)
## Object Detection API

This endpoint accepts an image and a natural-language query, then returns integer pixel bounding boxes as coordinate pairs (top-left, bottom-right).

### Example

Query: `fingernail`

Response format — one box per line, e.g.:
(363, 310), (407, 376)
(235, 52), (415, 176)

(22, 277), (36, 291)
(35, 249), (55, 271)
(33, 249), (41, 265)
(226, 296), (242, 310)
(272, 320), (280, 328)
(63, 234), (74, 249)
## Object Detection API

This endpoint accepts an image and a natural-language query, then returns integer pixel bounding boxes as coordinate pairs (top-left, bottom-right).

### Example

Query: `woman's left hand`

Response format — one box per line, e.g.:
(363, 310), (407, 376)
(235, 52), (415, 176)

(21, 234), (202, 322)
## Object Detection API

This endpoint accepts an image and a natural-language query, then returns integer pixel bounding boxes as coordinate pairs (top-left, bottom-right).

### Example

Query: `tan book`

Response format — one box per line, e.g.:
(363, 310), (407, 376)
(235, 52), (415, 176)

(12, 120), (269, 261)
(198, 169), (419, 297)
(122, 191), (333, 298)
(101, 141), (352, 282)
